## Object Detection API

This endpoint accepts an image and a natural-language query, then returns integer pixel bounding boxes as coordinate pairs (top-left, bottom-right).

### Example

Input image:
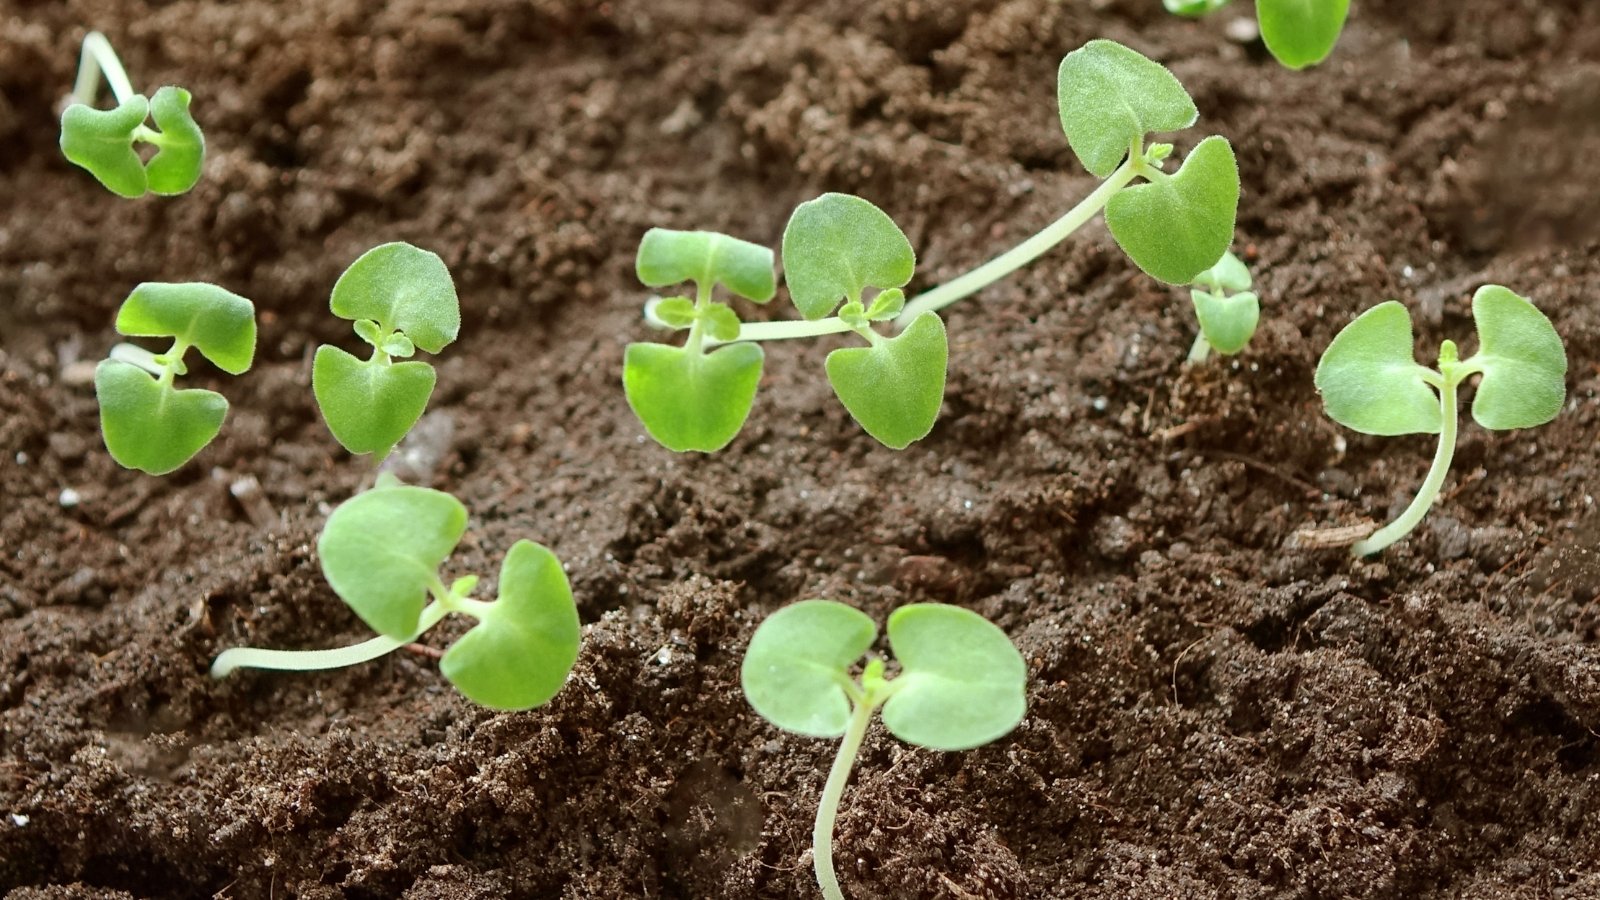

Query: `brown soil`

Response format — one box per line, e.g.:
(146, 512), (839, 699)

(3, 0), (1599, 897)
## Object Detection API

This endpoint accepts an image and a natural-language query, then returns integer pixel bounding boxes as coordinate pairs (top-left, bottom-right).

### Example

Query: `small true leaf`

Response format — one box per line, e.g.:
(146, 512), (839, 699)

(381, 333), (417, 358)
(881, 604), (1027, 751)
(1057, 40), (1199, 179)
(95, 360), (227, 475)
(353, 319), (384, 346)
(59, 95), (150, 198)
(1105, 136), (1240, 284)
(317, 485), (467, 640)
(865, 288), (906, 322)
(1314, 301), (1442, 436)
(440, 540), (582, 711)
(703, 304), (743, 342)
(330, 242), (460, 353)
(1192, 289), (1259, 355)
(825, 312), (947, 449)
(623, 342), (764, 452)
(1257, 0), (1350, 70)
(1465, 285), (1567, 431)
(741, 600), (877, 738)
(145, 86), (205, 195)
(782, 193), (915, 321)
(313, 346), (438, 457)
(115, 283), (257, 375)
(1194, 250), (1252, 294)
(651, 297), (697, 329)
(636, 229), (777, 303)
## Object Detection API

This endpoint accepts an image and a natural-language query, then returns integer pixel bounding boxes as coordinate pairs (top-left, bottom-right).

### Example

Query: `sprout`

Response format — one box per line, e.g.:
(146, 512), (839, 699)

(742, 600), (1027, 900)
(1315, 286), (1567, 556)
(59, 32), (204, 197)
(312, 243), (461, 462)
(211, 483), (581, 711)
(95, 283), (256, 475)
(1185, 249), (1260, 363)
(1162, 0), (1351, 70)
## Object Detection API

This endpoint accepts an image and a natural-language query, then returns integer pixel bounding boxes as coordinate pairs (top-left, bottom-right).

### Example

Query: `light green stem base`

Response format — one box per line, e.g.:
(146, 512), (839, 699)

(1351, 378), (1459, 557)
(72, 31), (135, 106)
(814, 692), (876, 900)
(210, 601), (450, 678)
(1187, 332), (1213, 365)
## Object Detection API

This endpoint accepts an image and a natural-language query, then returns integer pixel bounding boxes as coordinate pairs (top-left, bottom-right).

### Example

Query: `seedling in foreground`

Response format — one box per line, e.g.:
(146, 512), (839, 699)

(1186, 249), (1259, 363)
(1164, 0), (1351, 70)
(313, 242), (461, 461)
(742, 600), (1026, 900)
(628, 39), (1239, 451)
(1315, 286), (1566, 557)
(96, 283), (256, 475)
(59, 31), (205, 197)
(211, 483), (581, 711)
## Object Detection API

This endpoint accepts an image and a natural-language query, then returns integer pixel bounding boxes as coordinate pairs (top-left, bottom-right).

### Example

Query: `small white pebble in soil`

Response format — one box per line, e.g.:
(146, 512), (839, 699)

(1091, 396), (1108, 411)
(9, 813), (27, 827)
(15, 453), (26, 465)
(58, 488), (81, 508)
(654, 646), (672, 665)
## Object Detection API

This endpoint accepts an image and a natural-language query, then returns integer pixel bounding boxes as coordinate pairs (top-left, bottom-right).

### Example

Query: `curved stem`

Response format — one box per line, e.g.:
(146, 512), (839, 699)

(814, 696), (877, 900)
(1351, 378), (1459, 557)
(210, 601), (450, 678)
(72, 32), (136, 106)
(708, 316), (854, 347)
(1186, 331), (1212, 365)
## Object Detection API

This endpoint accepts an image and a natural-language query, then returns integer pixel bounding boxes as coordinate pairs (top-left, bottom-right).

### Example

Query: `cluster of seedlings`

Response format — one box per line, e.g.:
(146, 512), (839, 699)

(67, 21), (1571, 900)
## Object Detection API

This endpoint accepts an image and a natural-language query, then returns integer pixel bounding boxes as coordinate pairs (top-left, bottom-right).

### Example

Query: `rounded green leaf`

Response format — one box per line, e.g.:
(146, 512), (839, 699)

(1194, 250), (1252, 294)
(1465, 285), (1567, 431)
(651, 297), (697, 329)
(622, 342), (764, 453)
(742, 600), (877, 738)
(145, 86), (205, 195)
(95, 359), (227, 475)
(116, 283), (257, 375)
(441, 541), (581, 711)
(1314, 301), (1442, 436)
(636, 229), (777, 303)
(1192, 289), (1259, 355)
(1257, 0), (1350, 70)
(59, 95), (150, 198)
(782, 194), (915, 321)
(330, 243), (460, 353)
(865, 287), (906, 322)
(1057, 40), (1199, 179)
(881, 604), (1027, 751)
(317, 485), (467, 640)
(1106, 136), (1240, 284)
(312, 345), (437, 458)
(824, 312), (947, 449)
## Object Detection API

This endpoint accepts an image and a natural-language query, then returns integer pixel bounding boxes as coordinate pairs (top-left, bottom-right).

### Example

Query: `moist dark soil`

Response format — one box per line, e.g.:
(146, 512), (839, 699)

(3, 0), (1600, 897)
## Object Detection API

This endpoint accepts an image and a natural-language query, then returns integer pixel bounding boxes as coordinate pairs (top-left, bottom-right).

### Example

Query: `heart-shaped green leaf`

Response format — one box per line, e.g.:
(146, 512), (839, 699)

(1465, 285), (1567, 431)
(145, 86), (205, 195)
(1257, 0), (1350, 70)
(312, 345), (438, 458)
(1192, 289), (1259, 355)
(881, 604), (1027, 751)
(742, 600), (877, 738)
(60, 95), (150, 198)
(637, 229), (776, 303)
(441, 540), (582, 711)
(825, 312), (947, 449)
(623, 341), (764, 452)
(1106, 136), (1240, 284)
(116, 283), (257, 374)
(1315, 301), (1442, 436)
(330, 243), (460, 353)
(317, 485), (467, 640)
(782, 193), (915, 321)
(1057, 40), (1199, 179)
(1193, 250), (1252, 294)
(95, 359), (227, 475)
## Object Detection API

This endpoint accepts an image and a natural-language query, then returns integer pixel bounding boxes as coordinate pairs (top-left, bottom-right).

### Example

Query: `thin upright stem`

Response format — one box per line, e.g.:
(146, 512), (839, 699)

(1351, 377), (1459, 557)
(72, 32), (136, 107)
(210, 602), (451, 678)
(1186, 331), (1212, 365)
(814, 696), (877, 900)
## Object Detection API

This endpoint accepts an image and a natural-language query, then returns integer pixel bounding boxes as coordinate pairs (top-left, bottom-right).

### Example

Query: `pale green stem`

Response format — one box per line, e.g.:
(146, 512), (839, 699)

(109, 342), (164, 376)
(1351, 376), (1458, 557)
(684, 279), (713, 355)
(1187, 331), (1213, 365)
(72, 32), (135, 106)
(814, 695), (876, 900)
(210, 601), (451, 678)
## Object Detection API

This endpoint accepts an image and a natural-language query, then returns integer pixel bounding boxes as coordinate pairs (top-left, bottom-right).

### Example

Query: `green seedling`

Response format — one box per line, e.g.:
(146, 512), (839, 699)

(95, 283), (256, 475)
(1186, 249), (1259, 363)
(627, 39), (1238, 451)
(1163, 0), (1350, 70)
(211, 483), (581, 711)
(1315, 286), (1566, 556)
(59, 31), (204, 197)
(313, 242), (461, 461)
(742, 600), (1026, 900)
(1164, 0), (1229, 15)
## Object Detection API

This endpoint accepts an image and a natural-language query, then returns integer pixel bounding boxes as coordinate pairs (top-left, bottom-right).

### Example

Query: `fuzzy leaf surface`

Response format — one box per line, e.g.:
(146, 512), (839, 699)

(317, 485), (467, 640)
(623, 342), (764, 452)
(1193, 289), (1259, 355)
(636, 229), (776, 303)
(59, 95), (150, 198)
(330, 243), (460, 353)
(312, 346), (437, 457)
(825, 312), (947, 449)
(881, 604), (1027, 751)
(1257, 0), (1350, 69)
(742, 600), (877, 738)
(145, 86), (205, 195)
(95, 360), (227, 475)
(782, 193), (915, 321)
(1106, 136), (1239, 284)
(115, 283), (257, 374)
(1057, 40), (1198, 178)
(1315, 301), (1442, 435)
(1466, 285), (1567, 431)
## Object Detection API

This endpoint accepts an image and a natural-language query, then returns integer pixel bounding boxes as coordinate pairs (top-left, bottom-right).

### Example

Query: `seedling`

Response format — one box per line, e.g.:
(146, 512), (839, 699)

(1186, 250), (1259, 363)
(95, 283), (256, 475)
(59, 31), (205, 197)
(211, 483), (581, 711)
(1164, 0), (1351, 70)
(742, 600), (1026, 900)
(313, 242), (461, 461)
(628, 40), (1238, 451)
(1315, 286), (1566, 556)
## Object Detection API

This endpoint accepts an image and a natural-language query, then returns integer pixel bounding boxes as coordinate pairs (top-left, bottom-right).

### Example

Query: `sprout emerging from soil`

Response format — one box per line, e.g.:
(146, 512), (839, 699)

(211, 482), (581, 711)
(627, 39), (1239, 451)
(1164, 0), (1351, 69)
(1186, 249), (1259, 363)
(742, 600), (1026, 900)
(312, 242), (461, 462)
(1315, 286), (1567, 556)
(96, 283), (256, 475)
(59, 32), (205, 197)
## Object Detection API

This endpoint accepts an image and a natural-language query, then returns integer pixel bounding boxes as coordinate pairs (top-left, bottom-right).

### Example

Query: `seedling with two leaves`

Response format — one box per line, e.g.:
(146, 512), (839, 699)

(59, 31), (205, 198)
(212, 482), (581, 710)
(742, 600), (1026, 900)
(1165, 0), (1351, 70)
(1186, 250), (1259, 363)
(1315, 286), (1566, 556)
(626, 39), (1239, 452)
